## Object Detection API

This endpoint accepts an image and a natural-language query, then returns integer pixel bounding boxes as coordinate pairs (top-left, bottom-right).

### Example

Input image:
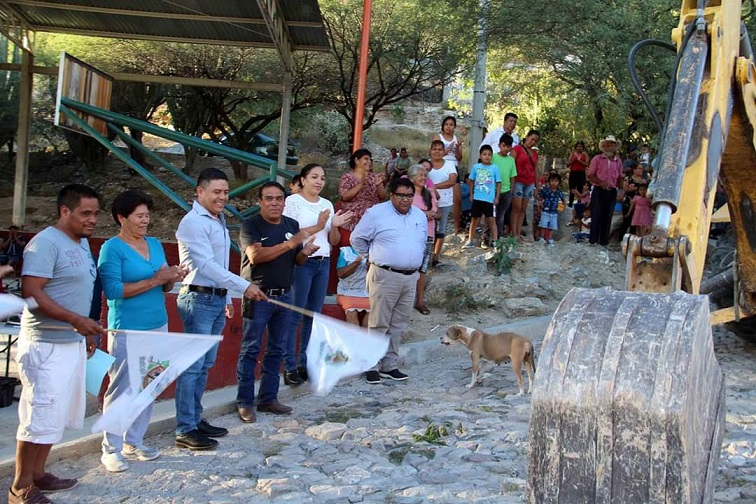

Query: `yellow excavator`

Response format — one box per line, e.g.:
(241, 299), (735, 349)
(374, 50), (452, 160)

(527, 1), (754, 502)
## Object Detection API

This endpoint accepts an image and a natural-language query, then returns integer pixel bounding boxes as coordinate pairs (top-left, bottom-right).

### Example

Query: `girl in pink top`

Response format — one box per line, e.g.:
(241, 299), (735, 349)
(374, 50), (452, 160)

(408, 164), (438, 316)
(628, 184), (652, 236)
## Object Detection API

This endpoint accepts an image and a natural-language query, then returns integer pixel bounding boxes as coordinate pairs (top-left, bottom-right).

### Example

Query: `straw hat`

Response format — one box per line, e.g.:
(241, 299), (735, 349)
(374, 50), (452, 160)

(599, 135), (620, 150)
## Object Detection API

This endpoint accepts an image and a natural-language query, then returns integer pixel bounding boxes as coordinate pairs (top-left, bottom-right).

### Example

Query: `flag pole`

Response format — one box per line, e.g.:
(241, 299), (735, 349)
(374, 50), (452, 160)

(267, 298), (316, 319)
(34, 324), (223, 340)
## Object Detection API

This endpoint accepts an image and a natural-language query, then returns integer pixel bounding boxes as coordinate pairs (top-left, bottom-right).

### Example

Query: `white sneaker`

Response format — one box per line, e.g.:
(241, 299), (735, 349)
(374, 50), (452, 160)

(101, 451), (129, 472)
(122, 443), (160, 461)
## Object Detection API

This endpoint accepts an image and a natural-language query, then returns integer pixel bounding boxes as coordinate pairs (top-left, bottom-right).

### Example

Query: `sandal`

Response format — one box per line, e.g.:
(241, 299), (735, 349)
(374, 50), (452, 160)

(414, 304), (430, 315)
(431, 260), (441, 268)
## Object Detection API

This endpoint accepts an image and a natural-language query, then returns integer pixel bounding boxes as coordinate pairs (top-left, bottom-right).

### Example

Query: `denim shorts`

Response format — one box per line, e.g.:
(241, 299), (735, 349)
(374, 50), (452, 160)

(513, 182), (535, 199)
(539, 212), (559, 230)
(435, 206), (452, 238)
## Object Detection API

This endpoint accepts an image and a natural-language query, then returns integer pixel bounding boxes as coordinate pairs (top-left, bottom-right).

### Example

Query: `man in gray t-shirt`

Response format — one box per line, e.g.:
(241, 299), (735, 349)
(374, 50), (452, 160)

(10, 184), (105, 503)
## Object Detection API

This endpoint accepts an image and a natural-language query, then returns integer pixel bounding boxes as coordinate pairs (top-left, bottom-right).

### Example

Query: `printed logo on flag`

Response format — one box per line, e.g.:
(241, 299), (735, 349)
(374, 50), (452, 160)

(140, 356), (169, 391)
(319, 341), (349, 365)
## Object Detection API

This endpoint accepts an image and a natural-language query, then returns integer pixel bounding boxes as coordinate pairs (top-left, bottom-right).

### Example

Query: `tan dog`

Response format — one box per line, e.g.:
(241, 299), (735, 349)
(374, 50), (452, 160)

(441, 325), (536, 394)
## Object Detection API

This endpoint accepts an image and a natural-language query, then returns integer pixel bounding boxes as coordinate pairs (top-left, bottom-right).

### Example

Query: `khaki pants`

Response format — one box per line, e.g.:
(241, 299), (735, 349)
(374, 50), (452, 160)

(367, 265), (418, 371)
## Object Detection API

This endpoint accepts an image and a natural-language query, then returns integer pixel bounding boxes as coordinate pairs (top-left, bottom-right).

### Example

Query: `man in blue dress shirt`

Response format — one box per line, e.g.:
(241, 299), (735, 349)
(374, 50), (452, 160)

(351, 178), (427, 384)
(174, 168), (266, 451)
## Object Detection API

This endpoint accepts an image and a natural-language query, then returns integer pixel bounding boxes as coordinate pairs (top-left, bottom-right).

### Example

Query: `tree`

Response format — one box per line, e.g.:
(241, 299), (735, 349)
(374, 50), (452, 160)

(320, 0), (477, 134)
(477, 0), (678, 152)
(0, 36), (21, 155)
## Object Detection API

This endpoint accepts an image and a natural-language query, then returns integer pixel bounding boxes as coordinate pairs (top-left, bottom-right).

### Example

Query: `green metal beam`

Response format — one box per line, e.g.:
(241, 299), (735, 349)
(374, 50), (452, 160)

(61, 97), (278, 176)
(59, 103), (192, 213)
(108, 125), (244, 221)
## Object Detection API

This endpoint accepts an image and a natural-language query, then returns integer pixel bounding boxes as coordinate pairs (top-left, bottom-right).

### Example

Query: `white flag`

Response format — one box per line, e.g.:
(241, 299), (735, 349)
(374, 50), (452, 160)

(306, 312), (389, 395)
(0, 293), (37, 320)
(92, 329), (222, 436)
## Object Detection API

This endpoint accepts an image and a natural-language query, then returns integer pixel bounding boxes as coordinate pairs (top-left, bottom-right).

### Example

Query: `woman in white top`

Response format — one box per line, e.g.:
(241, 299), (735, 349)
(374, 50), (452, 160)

(426, 139), (458, 266)
(434, 116), (464, 235)
(283, 164), (353, 384)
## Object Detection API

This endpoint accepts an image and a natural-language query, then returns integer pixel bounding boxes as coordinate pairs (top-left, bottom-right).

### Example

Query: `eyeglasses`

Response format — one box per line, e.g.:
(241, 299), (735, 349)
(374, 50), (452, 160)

(392, 192), (414, 200)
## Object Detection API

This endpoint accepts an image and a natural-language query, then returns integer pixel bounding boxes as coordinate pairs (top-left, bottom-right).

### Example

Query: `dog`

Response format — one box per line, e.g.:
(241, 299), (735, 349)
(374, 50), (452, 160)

(441, 325), (536, 394)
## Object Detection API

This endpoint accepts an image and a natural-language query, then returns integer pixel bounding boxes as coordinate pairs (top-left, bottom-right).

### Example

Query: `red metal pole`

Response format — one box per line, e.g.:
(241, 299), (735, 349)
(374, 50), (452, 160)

(352, 0), (372, 152)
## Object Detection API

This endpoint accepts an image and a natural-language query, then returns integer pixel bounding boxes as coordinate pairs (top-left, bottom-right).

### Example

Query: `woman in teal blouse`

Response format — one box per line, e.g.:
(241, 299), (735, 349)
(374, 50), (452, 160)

(98, 190), (186, 472)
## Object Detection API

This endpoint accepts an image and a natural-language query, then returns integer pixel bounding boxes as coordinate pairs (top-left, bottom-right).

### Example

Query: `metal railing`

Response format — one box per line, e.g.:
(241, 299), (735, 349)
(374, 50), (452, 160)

(59, 97), (296, 251)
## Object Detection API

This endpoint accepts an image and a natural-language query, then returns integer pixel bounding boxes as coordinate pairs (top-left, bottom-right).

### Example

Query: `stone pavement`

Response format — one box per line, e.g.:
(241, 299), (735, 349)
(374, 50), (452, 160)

(0, 318), (755, 503)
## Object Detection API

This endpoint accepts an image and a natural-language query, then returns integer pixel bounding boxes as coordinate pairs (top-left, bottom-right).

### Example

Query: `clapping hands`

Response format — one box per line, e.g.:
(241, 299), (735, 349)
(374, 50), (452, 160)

(332, 209), (354, 228)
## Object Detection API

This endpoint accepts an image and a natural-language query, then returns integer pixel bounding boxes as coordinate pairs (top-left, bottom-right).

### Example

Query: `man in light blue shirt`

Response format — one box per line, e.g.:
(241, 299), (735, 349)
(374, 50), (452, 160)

(174, 168), (266, 451)
(351, 178), (427, 384)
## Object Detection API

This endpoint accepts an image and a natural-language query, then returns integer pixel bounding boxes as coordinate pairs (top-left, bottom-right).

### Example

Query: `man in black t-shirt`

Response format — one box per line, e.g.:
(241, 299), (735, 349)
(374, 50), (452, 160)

(236, 181), (318, 423)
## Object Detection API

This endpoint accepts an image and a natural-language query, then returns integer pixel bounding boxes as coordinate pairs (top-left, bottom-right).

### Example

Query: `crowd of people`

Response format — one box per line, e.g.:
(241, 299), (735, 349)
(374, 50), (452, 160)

(4, 110), (657, 503)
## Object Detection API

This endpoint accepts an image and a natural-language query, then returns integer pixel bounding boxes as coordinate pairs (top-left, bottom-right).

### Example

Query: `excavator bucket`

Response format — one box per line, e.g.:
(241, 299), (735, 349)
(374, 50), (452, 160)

(527, 288), (725, 503)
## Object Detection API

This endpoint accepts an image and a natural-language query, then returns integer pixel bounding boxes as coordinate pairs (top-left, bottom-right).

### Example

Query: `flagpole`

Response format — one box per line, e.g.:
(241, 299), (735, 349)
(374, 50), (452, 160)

(266, 298), (316, 319)
(34, 324), (223, 340)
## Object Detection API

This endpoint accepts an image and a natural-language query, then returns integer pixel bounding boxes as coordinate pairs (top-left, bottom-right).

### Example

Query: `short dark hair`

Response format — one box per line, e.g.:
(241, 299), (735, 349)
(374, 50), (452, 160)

(258, 181), (286, 199)
(441, 115), (457, 130)
(111, 190), (153, 226)
(499, 133), (514, 147)
(548, 172), (561, 183)
(526, 129), (540, 138)
(300, 163), (325, 179)
(418, 158), (430, 166)
(504, 112), (518, 122)
(350, 148), (372, 169)
(8, 225), (19, 231)
(430, 139), (444, 149)
(291, 174), (302, 187)
(197, 168), (228, 187)
(56, 184), (100, 217)
(574, 141), (585, 148)
(389, 177), (414, 194)
(479, 144), (493, 155)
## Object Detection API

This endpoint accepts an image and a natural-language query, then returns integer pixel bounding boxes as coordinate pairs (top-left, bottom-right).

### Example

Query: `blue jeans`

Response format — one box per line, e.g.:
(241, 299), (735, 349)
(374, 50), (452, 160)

(237, 292), (293, 406)
(285, 257), (329, 372)
(174, 291), (226, 435)
(102, 324), (167, 453)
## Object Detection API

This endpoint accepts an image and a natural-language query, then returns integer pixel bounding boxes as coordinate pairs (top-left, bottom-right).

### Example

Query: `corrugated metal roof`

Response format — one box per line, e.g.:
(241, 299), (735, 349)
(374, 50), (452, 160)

(3, 0), (330, 51)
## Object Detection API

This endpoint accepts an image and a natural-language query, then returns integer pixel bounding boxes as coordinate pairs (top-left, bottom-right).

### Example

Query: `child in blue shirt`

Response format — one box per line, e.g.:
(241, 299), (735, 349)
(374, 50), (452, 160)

(538, 172), (566, 245)
(464, 145), (501, 249)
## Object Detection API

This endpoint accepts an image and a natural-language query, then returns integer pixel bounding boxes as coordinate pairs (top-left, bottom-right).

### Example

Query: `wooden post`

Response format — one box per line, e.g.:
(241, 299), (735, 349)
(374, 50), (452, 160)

(277, 70), (292, 183)
(12, 47), (33, 227)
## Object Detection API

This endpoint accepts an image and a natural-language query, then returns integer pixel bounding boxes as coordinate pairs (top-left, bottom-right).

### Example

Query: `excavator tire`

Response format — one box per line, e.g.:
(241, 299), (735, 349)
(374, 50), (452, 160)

(527, 288), (725, 503)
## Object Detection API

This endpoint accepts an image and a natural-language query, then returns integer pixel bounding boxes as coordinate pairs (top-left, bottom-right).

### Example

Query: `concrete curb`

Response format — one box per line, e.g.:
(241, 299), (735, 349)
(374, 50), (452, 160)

(0, 314), (554, 478)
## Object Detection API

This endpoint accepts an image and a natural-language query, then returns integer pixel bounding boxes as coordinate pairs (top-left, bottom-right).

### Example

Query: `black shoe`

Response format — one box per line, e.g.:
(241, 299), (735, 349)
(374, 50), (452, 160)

(197, 419), (228, 438)
(297, 366), (309, 382)
(379, 369), (409, 381)
(365, 371), (381, 384)
(175, 430), (218, 450)
(284, 371), (304, 385)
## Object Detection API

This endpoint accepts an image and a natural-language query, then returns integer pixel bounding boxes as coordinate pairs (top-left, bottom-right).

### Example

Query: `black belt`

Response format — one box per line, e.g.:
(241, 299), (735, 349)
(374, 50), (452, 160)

(308, 256), (328, 261)
(376, 264), (418, 276)
(185, 285), (228, 297)
(262, 287), (289, 296)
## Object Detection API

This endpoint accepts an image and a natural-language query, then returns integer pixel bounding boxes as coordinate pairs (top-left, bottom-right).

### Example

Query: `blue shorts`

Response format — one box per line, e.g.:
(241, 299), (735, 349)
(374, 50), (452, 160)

(513, 182), (535, 199)
(539, 212), (559, 230)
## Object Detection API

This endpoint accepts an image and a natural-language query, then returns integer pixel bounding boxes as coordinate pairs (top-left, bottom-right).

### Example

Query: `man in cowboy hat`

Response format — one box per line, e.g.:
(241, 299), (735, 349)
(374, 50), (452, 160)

(587, 135), (624, 245)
